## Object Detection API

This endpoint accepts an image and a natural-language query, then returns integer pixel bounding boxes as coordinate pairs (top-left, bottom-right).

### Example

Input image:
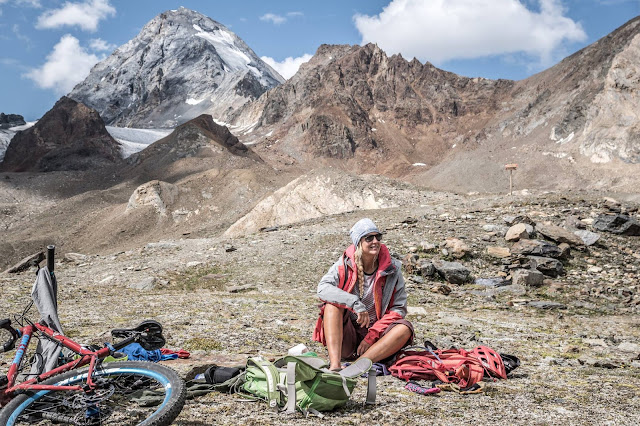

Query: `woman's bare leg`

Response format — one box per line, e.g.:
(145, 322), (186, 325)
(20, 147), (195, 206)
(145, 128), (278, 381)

(360, 324), (412, 363)
(323, 304), (344, 370)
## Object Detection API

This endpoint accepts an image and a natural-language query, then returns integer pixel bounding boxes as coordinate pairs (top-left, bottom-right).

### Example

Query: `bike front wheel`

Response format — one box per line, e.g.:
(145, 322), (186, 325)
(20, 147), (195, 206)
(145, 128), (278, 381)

(0, 361), (186, 426)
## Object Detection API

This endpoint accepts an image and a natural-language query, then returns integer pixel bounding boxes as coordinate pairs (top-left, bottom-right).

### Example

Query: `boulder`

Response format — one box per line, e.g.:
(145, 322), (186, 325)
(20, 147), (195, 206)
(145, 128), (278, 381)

(482, 224), (508, 236)
(512, 269), (545, 287)
(558, 243), (571, 259)
(593, 214), (640, 236)
(444, 237), (470, 258)
(603, 197), (621, 212)
(535, 222), (585, 247)
(417, 259), (435, 277)
(527, 256), (564, 278)
(402, 253), (420, 274)
(432, 259), (471, 284)
(574, 230), (601, 246)
(126, 180), (179, 217)
(129, 277), (156, 290)
(510, 239), (562, 258)
(3, 251), (44, 273)
(487, 246), (511, 258)
(505, 223), (533, 242)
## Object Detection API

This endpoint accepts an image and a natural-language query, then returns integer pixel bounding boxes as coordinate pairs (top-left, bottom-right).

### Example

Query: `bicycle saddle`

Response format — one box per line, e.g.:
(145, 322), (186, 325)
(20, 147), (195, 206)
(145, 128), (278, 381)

(111, 320), (165, 351)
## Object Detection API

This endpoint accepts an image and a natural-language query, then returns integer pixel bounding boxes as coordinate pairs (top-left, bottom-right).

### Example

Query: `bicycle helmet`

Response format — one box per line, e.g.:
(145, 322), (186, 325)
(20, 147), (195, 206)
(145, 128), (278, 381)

(471, 346), (507, 379)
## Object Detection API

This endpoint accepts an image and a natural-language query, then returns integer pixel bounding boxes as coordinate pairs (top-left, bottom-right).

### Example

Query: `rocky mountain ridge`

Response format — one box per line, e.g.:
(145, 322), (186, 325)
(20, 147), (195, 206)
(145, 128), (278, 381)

(69, 7), (284, 128)
(0, 97), (121, 172)
(232, 17), (640, 193)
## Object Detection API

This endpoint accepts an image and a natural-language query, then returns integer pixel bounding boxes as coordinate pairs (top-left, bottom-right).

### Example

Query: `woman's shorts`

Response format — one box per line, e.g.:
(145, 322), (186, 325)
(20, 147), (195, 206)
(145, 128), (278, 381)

(340, 310), (413, 362)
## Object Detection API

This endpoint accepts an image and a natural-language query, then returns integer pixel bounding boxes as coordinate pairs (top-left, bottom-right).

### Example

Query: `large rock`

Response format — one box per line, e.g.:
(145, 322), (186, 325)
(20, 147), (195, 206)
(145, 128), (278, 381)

(593, 214), (640, 236)
(487, 246), (511, 258)
(527, 256), (564, 277)
(126, 180), (179, 216)
(432, 259), (471, 284)
(510, 239), (562, 258)
(512, 269), (545, 287)
(535, 222), (585, 247)
(444, 237), (470, 258)
(0, 97), (122, 172)
(505, 223), (533, 242)
(574, 230), (601, 246)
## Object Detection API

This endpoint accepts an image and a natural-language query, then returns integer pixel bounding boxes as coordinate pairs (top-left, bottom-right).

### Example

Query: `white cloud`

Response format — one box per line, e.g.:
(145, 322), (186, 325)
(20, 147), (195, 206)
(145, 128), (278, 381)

(287, 11), (303, 17)
(260, 13), (286, 25)
(89, 38), (116, 52)
(354, 0), (587, 65)
(24, 34), (100, 94)
(36, 0), (115, 32)
(261, 54), (312, 79)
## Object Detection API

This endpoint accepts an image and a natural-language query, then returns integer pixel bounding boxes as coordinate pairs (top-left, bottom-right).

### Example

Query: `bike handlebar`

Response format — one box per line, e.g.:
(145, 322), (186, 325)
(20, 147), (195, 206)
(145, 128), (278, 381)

(0, 318), (20, 353)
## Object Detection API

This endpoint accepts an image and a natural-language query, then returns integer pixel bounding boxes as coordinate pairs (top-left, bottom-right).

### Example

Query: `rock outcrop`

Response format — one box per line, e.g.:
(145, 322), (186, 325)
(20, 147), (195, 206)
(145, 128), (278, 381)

(0, 97), (122, 172)
(124, 114), (263, 183)
(0, 113), (25, 129)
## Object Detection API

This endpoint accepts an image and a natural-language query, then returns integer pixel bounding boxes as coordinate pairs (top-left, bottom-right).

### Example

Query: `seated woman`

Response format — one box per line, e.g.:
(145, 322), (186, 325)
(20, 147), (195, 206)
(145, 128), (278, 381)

(313, 218), (413, 370)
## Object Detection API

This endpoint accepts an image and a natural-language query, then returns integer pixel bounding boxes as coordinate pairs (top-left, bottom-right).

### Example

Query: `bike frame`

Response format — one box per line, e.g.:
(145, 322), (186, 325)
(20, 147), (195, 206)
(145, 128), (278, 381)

(1, 322), (114, 405)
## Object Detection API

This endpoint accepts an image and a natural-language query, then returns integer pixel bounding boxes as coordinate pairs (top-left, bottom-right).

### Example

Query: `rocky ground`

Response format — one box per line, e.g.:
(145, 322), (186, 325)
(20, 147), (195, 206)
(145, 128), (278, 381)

(1, 190), (639, 425)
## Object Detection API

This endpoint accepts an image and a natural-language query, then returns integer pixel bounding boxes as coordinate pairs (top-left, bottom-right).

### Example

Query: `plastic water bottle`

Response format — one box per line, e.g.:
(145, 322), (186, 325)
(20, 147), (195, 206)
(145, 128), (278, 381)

(288, 343), (308, 356)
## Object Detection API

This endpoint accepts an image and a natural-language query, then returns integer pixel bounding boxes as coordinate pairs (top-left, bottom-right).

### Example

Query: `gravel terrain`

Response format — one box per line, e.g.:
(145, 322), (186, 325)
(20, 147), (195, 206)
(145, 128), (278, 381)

(1, 190), (639, 425)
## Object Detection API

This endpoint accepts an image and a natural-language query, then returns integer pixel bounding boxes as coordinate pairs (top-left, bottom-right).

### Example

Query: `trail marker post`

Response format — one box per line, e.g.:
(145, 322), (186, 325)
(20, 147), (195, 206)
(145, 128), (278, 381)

(505, 164), (518, 196)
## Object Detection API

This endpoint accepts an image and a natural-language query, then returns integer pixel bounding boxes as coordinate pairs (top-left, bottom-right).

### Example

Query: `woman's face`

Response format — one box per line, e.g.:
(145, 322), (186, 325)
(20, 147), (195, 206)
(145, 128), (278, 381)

(360, 232), (382, 258)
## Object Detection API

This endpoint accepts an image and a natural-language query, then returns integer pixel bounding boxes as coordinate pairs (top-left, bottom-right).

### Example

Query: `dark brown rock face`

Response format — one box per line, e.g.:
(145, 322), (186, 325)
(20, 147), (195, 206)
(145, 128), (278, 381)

(0, 97), (122, 172)
(0, 113), (25, 129)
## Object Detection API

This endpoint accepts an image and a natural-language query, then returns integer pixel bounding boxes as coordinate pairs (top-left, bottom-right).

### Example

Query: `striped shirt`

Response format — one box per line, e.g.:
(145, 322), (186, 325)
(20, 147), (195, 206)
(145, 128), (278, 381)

(351, 272), (377, 326)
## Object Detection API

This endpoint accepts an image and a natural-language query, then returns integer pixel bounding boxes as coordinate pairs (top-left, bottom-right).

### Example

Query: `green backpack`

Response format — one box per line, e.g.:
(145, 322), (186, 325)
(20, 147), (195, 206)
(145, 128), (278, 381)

(238, 354), (376, 417)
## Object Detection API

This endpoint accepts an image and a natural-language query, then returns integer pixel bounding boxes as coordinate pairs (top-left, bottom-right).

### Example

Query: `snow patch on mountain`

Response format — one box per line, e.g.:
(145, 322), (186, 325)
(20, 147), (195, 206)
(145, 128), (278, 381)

(106, 126), (172, 158)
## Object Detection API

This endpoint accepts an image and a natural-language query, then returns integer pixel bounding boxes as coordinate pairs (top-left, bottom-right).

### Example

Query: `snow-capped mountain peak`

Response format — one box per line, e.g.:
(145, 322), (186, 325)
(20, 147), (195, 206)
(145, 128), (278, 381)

(69, 8), (284, 128)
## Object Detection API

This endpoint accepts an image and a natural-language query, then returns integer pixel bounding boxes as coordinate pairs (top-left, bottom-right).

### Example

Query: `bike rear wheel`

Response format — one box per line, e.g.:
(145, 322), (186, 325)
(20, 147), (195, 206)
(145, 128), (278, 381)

(0, 361), (186, 425)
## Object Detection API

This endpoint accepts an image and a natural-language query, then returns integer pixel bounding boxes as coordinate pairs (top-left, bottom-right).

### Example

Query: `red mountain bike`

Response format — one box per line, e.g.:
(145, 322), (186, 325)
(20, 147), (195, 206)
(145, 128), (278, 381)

(0, 247), (186, 425)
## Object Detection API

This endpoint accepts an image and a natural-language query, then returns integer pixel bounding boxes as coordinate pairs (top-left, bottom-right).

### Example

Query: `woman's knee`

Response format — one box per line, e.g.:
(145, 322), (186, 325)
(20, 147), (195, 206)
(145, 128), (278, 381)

(324, 303), (344, 317)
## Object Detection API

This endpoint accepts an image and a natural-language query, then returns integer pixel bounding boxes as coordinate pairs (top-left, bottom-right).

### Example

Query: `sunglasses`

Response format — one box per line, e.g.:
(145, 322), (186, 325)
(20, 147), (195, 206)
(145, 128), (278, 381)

(363, 233), (383, 243)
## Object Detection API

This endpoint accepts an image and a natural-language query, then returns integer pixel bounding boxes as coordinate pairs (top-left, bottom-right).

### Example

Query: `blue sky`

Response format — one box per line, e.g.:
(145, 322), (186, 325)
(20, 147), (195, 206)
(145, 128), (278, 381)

(0, 0), (638, 121)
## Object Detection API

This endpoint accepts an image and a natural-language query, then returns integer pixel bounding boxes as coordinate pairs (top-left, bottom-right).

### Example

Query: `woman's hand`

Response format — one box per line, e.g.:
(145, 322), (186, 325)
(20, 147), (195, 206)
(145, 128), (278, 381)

(357, 339), (371, 356)
(356, 311), (370, 328)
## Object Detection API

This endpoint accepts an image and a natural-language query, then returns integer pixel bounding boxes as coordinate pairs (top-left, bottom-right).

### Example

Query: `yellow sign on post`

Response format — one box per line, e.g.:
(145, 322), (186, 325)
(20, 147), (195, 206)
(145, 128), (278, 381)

(505, 164), (518, 196)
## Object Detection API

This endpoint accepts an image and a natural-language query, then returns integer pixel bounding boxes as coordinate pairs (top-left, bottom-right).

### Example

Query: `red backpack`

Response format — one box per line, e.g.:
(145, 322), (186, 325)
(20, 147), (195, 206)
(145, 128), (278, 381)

(389, 346), (506, 389)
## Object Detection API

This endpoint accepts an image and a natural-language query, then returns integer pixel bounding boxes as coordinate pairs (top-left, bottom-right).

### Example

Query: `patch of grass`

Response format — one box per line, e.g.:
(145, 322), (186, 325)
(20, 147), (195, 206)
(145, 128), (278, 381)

(182, 337), (223, 351)
(165, 264), (228, 291)
(275, 325), (299, 344)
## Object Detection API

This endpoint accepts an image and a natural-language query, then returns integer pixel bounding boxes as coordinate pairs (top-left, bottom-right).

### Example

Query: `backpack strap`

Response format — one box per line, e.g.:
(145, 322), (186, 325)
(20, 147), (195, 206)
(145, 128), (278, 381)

(283, 361), (297, 414)
(247, 357), (281, 408)
(337, 254), (350, 290)
(366, 372), (376, 405)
